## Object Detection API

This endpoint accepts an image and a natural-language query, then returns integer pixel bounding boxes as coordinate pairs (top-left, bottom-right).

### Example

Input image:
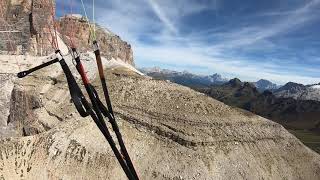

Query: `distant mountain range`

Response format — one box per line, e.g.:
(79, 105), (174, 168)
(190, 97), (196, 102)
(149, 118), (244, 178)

(141, 67), (320, 102)
(198, 78), (320, 132)
(139, 67), (228, 88)
(274, 82), (320, 101)
(140, 67), (280, 90)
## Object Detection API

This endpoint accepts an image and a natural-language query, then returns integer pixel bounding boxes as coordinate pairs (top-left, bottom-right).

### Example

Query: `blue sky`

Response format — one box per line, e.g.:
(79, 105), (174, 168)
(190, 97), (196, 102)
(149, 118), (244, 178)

(56, 0), (320, 84)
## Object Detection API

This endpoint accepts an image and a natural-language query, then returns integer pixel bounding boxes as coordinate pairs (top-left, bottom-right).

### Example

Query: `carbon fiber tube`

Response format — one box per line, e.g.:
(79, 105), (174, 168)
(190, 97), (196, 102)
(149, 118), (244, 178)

(17, 58), (59, 78)
(93, 41), (140, 180)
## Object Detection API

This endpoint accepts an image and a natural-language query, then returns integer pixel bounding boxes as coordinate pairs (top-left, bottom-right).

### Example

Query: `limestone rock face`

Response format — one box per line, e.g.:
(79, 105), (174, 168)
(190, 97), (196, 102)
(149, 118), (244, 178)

(0, 0), (54, 55)
(0, 73), (15, 127)
(8, 86), (44, 136)
(59, 15), (134, 65)
(0, 1), (135, 66)
(0, 64), (319, 179)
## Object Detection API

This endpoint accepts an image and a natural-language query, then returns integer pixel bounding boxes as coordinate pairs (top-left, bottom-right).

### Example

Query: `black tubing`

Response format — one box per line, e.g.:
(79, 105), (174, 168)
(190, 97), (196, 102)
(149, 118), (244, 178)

(17, 58), (59, 78)
(84, 84), (136, 180)
(93, 44), (114, 116)
(17, 49), (137, 179)
(93, 41), (139, 180)
(59, 59), (90, 117)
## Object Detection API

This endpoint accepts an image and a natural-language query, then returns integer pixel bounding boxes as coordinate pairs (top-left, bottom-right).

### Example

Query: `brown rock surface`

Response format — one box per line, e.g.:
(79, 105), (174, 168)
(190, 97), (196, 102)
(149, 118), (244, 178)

(59, 15), (134, 65)
(0, 1), (134, 66)
(0, 0), (54, 55)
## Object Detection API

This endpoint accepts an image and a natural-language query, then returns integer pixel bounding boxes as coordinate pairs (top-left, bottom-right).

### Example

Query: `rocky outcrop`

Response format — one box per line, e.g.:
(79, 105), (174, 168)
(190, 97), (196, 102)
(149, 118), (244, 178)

(0, 0), (54, 55)
(0, 63), (319, 179)
(0, 73), (15, 127)
(0, 1), (135, 66)
(8, 86), (44, 136)
(58, 15), (134, 65)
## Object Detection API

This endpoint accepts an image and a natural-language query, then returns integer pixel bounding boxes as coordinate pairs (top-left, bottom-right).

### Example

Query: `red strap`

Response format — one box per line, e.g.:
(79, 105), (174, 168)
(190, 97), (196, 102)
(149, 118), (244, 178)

(78, 63), (90, 85)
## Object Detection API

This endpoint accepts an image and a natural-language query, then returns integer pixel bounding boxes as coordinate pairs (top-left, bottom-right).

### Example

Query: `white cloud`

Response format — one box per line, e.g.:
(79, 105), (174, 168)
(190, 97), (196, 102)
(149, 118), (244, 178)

(90, 0), (320, 84)
(134, 43), (320, 84)
(146, 0), (178, 33)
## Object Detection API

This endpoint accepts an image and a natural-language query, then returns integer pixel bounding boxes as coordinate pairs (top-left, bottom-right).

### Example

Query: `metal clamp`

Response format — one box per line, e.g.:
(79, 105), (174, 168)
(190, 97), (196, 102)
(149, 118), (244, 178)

(93, 40), (99, 51)
(55, 50), (63, 61)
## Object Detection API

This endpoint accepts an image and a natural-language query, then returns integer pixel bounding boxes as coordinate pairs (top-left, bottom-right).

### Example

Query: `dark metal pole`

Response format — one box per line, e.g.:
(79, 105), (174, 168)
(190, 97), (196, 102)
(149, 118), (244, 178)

(92, 41), (140, 180)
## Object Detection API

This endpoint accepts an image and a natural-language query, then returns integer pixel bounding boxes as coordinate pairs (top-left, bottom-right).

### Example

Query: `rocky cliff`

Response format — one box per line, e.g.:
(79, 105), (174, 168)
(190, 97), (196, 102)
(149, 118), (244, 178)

(0, 0), (54, 55)
(0, 0), (134, 66)
(59, 15), (134, 65)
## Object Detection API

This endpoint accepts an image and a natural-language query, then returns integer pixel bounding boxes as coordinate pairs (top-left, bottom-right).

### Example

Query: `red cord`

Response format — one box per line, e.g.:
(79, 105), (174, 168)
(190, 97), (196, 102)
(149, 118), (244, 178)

(79, 63), (90, 85)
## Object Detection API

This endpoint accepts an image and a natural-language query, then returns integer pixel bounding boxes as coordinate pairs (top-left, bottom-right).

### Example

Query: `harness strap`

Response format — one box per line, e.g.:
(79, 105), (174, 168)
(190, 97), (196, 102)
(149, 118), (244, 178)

(59, 59), (90, 117)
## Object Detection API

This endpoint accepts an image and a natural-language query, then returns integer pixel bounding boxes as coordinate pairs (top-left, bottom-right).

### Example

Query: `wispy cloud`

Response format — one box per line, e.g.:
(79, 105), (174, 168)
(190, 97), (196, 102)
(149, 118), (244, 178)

(147, 0), (178, 34)
(60, 0), (320, 85)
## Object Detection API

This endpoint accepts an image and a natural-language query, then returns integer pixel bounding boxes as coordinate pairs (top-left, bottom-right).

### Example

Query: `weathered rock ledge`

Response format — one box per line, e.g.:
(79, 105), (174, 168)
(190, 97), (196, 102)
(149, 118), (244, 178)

(0, 68), (319, 179)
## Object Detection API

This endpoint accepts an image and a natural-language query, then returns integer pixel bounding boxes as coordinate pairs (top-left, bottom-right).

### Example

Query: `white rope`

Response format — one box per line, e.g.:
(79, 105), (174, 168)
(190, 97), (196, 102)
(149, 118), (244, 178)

(80, 0), (90, 22)
(93, 0), (96, 36)
(80, 0), (96, 41)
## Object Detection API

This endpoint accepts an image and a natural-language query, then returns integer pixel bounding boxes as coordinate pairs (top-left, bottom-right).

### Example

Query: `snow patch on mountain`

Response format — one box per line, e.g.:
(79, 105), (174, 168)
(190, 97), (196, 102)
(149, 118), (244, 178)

(140, 67), (229, 87)
(274, 82), (320, 101)
(254, 79), (279, 92)
(311, 85), (320, 89)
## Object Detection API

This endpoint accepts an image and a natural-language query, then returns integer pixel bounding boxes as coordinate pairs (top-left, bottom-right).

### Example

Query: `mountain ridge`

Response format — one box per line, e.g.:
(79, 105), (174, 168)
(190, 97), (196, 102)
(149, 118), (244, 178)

(254, 79), (279, 92)
(275, 82), (320, 101)
(198, 79), (320, 153)
(142, 67), (320, 102)
(140, 67), (229, 88)
(1, 0), (134, 65)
